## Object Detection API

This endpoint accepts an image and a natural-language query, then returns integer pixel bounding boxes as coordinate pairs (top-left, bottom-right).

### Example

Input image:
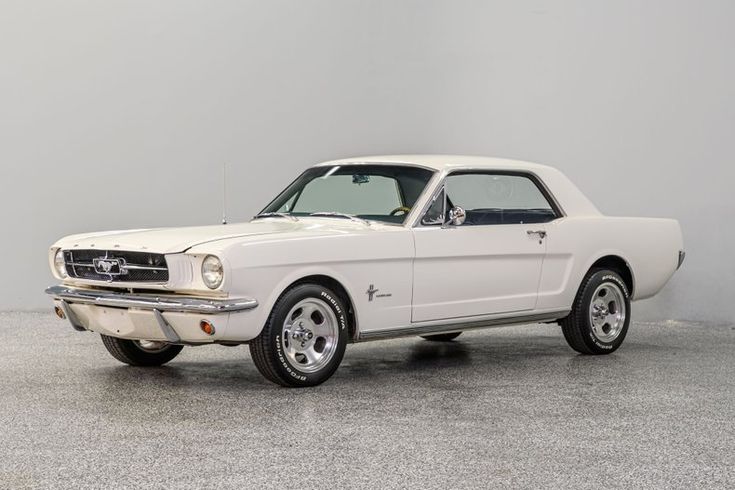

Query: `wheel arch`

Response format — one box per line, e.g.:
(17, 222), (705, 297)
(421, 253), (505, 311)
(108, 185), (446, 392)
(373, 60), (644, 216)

(588, 254), (635, 297)
(278, 274), (359, 342)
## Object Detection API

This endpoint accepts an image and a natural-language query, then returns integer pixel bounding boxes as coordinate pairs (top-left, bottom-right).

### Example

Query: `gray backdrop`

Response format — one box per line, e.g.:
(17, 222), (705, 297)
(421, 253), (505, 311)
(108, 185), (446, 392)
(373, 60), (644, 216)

(1, 0), (732, 322)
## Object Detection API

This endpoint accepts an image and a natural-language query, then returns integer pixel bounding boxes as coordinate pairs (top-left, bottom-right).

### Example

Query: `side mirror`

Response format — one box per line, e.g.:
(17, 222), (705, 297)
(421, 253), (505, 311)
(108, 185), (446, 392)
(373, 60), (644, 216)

(447, 206), (466, 226)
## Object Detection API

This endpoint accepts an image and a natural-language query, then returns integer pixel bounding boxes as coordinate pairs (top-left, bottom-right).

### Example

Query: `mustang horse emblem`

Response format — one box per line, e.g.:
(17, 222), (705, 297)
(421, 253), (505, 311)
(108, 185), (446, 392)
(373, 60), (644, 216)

(366, 284), (379, 301)
(93, 258), (123, 275)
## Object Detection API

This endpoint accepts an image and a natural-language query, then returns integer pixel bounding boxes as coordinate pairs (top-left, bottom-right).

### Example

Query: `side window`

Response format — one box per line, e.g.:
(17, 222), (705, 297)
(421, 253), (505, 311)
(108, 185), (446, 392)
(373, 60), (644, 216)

(445, 173), (557, 225)
(421, 187), (445, 225)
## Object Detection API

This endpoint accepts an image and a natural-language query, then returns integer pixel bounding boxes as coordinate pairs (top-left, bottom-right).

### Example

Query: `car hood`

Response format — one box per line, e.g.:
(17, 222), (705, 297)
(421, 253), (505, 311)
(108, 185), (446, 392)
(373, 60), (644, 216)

(53, 218), (384, 254)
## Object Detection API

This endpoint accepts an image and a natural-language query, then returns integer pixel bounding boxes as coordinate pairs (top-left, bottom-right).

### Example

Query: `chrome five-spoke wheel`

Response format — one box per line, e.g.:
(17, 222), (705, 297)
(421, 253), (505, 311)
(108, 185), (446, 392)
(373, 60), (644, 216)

(588, 282), (626, 343)
(560, 269), (631, 355)
(282, 298), (339, 373)
(249, 283), (349, 387)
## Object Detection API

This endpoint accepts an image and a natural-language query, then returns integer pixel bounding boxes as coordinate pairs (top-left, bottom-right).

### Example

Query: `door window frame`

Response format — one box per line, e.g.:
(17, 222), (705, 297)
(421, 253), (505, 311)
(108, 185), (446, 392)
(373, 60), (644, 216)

(414, 170), (566, 228)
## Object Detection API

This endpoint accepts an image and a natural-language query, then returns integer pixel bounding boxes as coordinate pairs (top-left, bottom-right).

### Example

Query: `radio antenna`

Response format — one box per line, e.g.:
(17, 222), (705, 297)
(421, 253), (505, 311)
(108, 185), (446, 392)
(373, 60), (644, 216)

(221, 163), (228, 225)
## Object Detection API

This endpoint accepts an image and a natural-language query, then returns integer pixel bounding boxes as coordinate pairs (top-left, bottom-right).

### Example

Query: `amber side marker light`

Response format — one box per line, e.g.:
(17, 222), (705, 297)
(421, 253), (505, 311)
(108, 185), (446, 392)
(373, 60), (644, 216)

(54, 306), (66, 320)
(200, 320), (215, 336)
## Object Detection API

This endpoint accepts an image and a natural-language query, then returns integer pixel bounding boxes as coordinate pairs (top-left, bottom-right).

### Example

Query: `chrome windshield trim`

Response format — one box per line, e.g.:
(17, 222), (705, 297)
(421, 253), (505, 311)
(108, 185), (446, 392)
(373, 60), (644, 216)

(252, 212), (300, 222)
(308, 212), (371, 226)
(46, 285), (258, 314)
(312, 160), (438, 172)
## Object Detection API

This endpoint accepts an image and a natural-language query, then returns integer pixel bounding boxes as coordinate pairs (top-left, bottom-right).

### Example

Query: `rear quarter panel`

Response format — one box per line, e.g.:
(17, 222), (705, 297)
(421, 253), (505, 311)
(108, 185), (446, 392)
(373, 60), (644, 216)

(538, 217), (683, 310)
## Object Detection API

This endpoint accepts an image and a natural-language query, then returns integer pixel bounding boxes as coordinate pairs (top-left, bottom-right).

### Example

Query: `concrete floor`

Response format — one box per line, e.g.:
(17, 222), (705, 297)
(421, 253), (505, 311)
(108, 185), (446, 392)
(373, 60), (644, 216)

(0, 312), (733, 489)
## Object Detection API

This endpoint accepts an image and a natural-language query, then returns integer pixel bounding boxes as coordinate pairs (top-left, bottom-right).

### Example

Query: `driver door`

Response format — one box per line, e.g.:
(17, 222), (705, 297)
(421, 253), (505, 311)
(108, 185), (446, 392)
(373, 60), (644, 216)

(411, 172), (557, 323)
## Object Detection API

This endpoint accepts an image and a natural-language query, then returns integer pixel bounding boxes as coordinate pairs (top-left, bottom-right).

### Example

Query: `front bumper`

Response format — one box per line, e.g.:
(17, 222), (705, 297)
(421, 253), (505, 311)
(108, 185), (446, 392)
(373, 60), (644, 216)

(45, 285), (258, 313)
(45, 285), (259, 344)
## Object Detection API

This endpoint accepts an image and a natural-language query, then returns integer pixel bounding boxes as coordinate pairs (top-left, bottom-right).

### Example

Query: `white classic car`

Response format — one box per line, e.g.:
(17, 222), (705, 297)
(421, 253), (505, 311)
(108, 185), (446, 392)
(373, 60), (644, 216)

(47, 155), (685, 387)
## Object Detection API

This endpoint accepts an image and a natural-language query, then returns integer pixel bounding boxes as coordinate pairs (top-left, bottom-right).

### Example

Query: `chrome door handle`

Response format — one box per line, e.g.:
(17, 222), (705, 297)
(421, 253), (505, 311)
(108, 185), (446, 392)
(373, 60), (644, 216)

(527, 230), (547, 239)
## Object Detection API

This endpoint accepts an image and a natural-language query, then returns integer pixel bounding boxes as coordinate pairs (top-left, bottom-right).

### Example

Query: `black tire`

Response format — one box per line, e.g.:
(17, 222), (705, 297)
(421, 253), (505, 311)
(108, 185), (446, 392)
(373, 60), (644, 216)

(420, 332), (462, 342)
(249, 283), (349, 387)
(100, 335), (183, 366)
(560, 269), (631, 355)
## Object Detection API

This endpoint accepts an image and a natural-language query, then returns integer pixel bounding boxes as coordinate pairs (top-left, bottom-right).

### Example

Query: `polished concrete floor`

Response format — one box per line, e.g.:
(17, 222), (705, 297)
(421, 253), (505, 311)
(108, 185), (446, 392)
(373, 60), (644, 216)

(0, 312), (733, 489)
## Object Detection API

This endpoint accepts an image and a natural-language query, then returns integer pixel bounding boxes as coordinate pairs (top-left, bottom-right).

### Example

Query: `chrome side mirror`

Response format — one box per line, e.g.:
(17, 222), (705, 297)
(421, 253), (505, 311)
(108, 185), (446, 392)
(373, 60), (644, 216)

(447, 206), (466, 226)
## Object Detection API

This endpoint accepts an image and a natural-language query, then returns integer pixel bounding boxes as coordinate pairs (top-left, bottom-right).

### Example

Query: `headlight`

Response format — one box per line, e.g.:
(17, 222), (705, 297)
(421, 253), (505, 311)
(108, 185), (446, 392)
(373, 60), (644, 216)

(201, 255), (224, 289)
(54, 249), (68, 279)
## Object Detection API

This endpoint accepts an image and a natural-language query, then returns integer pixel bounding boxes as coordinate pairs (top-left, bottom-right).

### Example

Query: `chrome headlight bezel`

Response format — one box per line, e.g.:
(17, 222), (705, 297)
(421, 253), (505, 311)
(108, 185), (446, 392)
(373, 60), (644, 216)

(201, 255), (224, 289)
(53, 248), (68, 279)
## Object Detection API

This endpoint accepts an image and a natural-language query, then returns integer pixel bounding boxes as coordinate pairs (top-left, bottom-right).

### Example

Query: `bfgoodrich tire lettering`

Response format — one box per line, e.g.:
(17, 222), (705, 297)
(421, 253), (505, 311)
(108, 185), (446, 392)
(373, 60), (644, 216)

(560, 269), (631, 355)
(249, 284), (349, 387)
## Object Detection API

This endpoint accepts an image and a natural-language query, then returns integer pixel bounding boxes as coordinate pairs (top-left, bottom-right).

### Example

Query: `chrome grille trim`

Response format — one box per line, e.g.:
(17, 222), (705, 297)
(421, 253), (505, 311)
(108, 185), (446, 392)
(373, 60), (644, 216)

(63, 250), (169, 283)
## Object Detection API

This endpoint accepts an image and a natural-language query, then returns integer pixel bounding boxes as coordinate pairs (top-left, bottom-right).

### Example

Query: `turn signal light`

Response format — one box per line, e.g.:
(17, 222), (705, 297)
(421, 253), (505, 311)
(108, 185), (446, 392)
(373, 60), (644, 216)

(54, 306), (66, 320)
(200, 320), (215, 336)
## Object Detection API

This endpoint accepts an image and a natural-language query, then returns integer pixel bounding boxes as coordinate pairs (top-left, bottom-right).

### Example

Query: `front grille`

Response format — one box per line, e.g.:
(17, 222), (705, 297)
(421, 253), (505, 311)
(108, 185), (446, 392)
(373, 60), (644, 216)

(63, 250), (169, 283)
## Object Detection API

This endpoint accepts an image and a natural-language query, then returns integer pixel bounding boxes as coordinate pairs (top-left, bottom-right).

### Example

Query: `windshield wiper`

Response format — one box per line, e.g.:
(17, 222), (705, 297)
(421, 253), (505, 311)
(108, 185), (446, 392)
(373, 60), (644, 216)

(252, 212), (299, 222)
(308, 212), (371, 226)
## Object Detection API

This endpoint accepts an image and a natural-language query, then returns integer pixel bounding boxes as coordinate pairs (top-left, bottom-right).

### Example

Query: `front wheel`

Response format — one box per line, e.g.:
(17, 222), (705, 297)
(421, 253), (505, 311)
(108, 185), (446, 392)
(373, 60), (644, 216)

(560, 269), (631, 354)
(100, 335), (183, 366)
(249, 284), (349, 387)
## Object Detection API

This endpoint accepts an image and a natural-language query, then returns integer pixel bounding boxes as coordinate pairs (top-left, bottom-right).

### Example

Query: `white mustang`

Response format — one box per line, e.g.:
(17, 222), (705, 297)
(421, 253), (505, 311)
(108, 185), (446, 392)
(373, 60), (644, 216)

(47, 155), (684, 387)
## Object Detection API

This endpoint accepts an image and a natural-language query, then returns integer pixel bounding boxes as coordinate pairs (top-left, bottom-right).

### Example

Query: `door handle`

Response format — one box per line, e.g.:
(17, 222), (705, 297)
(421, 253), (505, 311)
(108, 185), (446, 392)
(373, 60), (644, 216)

(527, 230), (547, 239)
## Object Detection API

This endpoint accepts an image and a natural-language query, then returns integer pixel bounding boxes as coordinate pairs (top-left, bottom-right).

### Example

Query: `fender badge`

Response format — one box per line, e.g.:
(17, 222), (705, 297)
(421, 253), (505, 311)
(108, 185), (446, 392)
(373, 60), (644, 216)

(366, 284), (392, 301)
(366, 284), (379, 302)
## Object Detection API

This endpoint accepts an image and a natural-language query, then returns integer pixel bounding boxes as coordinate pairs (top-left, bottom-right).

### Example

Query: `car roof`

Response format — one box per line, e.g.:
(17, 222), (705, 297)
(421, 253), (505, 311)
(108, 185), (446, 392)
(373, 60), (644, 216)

(313, 154), (601, 217)
(313, 155), (554, 173)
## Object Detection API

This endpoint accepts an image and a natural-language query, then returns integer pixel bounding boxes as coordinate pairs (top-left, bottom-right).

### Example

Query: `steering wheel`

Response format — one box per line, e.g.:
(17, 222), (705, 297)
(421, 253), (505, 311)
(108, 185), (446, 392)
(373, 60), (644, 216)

(389, 206), (412, 216)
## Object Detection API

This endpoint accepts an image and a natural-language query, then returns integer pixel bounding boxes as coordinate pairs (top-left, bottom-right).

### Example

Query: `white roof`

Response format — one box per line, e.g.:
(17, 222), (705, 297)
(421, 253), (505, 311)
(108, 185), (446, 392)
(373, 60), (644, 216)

(315, 155), (553, 172)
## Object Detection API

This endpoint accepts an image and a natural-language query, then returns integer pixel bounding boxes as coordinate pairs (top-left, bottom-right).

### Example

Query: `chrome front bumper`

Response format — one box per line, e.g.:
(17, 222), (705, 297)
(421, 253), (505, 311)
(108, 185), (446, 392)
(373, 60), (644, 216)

(45, 285), (258, 314)
(46, 285), (260, 344)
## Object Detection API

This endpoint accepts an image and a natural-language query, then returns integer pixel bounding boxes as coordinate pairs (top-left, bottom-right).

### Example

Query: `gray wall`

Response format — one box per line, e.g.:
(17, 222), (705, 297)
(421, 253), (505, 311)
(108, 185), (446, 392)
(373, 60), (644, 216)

(1, 1), (732, 322)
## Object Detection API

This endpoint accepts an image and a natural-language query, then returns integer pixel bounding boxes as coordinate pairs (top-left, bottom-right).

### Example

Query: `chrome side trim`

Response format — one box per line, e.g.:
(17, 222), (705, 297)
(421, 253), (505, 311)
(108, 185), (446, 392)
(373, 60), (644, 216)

(153, 309), (182, 343)
(46, 285), (258, 314)
(60, 299), (87, 332)
(355, 310), (570, 342)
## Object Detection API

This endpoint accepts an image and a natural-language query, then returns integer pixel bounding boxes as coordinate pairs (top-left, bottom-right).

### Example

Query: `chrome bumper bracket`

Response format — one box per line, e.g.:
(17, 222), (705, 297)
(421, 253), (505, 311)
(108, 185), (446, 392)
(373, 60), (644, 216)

(153, 309), (182, 343)
(60, 299), (87, 332)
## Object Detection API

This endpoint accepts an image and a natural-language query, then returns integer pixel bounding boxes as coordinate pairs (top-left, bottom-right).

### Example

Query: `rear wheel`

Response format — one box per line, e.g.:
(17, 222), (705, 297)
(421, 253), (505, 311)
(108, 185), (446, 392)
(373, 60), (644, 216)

(420, 332), (462, 342)
(100, 335), (183, 366)
(560, 269), (630, 354)
(249, 284), (349, 387)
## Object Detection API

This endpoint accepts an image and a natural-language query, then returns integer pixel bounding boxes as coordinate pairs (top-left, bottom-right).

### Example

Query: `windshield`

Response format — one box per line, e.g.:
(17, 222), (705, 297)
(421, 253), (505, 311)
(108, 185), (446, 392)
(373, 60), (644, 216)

(260, 164), (435, 224)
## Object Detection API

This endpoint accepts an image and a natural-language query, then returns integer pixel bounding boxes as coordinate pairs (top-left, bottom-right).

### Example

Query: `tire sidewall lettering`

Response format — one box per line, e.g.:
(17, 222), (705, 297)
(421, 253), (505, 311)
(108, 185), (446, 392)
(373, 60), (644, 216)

(274, 334), (307, 382)
(271, 287), (347, 384)
(320, 291), (347, 331)
(600, 274), (629, 298)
